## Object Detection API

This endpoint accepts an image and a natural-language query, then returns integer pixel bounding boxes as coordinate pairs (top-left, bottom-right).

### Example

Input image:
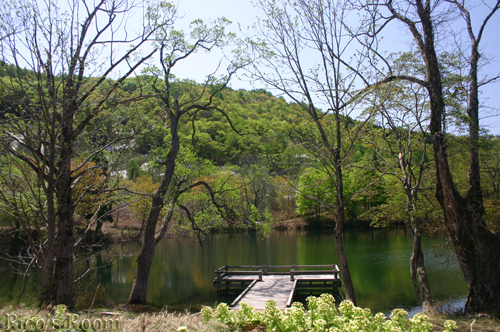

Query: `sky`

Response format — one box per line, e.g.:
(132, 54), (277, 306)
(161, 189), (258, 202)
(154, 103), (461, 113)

(161, 0), (259, 88)
(161, 0), (500, 135)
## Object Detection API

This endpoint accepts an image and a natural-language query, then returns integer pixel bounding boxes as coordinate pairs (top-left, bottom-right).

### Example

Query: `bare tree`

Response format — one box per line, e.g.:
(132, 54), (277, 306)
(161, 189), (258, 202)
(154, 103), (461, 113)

(245, 0), (387, 304)
(356, 0), (500, 315)
(0, 0), (174, 306)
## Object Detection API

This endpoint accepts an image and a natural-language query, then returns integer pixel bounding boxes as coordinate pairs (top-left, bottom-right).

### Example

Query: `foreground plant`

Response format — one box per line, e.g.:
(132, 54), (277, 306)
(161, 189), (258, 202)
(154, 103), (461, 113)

(201, 294), (457, 331)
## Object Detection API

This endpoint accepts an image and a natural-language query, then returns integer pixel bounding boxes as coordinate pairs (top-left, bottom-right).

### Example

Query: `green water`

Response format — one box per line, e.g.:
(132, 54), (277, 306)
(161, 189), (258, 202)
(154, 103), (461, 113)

(0, 227), (467, 314)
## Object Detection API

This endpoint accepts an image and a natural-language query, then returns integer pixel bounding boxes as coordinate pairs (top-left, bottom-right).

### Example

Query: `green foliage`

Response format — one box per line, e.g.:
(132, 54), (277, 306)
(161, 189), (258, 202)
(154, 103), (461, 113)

(124, 175), (159, 220)
(171, 162), (274, 234)
(0, 156), (47, 228)
(0, 68), (481, 232)
(201, 294), (456, 332)
(3, 52), (495, 233)
(126, 160), (141, 180)
(296, 168), (335, 220)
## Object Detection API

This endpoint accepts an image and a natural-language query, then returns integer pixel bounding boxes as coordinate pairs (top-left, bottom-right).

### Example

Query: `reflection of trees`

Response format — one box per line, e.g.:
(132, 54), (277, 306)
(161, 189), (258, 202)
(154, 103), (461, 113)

(0, 229), (467, 312)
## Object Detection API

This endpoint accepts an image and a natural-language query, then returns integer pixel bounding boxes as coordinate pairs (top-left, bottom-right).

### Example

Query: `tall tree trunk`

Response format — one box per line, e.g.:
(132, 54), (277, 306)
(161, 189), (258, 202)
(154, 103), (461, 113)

(413, 0), (500, 316)
(40, 182), (56, 306)
(127, 197), (162, 304)
(53, 126), (75, 306)
(127, 193), (169, 304)
(460, 11), (500, 313)
(333, 112), (356, 305)
(128, 116), (180, 304)
(465, 47), (483, 218)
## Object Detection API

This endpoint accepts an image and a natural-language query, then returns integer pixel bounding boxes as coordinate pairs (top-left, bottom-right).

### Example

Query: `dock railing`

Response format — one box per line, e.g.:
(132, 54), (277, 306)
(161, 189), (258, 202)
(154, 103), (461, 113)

(290, 265), (340, 281)
(215, 264), (338, 276)
(215, 265), (263, 281)
(214, 264), (340, 289)
(214, 264), (342, 306)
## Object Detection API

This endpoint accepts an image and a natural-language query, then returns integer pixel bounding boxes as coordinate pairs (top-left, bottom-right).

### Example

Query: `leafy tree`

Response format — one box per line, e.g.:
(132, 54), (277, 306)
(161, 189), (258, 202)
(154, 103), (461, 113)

(126, 160), (141, 180)
(296, 168), (335, 221)
(0, 155), (47, 255)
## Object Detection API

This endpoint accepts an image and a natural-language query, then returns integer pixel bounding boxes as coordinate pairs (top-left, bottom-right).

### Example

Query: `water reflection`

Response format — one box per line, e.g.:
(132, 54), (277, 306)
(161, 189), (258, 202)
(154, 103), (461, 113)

(0, 227), (467, 314)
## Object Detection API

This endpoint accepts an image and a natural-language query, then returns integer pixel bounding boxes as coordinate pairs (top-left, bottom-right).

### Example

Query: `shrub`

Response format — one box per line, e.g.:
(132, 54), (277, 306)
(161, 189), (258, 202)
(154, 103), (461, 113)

(201, 294), (456, 332)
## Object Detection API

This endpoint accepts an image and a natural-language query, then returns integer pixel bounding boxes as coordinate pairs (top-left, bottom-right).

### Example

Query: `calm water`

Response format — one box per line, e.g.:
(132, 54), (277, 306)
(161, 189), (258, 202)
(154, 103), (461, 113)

(0, 227), (467, 314)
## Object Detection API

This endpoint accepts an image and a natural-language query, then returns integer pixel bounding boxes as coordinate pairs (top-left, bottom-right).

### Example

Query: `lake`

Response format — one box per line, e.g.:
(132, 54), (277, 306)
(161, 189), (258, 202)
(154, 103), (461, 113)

(0, 227), (467, 315)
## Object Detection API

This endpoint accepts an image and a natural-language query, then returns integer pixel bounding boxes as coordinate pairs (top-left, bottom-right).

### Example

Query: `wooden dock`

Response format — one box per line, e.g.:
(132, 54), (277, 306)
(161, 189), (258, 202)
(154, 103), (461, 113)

(213, 265), (341, 309)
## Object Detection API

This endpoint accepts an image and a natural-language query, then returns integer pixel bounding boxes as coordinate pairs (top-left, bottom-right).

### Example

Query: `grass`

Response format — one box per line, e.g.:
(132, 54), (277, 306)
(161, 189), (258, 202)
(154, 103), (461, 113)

(1, 304), (500, 332)
(428, 313), (500, 332)
(0, 305), (229, 332)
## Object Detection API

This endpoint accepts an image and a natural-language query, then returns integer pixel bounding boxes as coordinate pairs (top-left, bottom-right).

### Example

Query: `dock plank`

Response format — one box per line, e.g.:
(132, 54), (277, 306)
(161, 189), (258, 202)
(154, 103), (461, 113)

(232, 275), (293, 309)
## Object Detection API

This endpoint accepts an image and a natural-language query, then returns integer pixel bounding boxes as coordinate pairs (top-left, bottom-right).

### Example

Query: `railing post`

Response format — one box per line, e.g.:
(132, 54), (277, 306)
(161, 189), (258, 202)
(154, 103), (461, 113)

(263, 265), (267, 275)
(259, 269), (262, 281)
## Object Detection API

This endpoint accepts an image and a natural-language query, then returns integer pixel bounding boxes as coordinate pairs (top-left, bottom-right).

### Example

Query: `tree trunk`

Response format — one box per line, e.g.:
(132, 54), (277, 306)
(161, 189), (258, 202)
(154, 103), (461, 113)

(413, 0), (500, 316)
(40, 222), (56, 306)
(461, 226), (500, 314)
(127, 198), (162, 304)
(335, 209), (356, 305)
(460, 13), (500, 314)
(128, 115), (180, 304)
(333, 111), (356, 305)
(405, 219), (434, 313)
(53, 129), (75, 306)
(465, 38), (484, 219)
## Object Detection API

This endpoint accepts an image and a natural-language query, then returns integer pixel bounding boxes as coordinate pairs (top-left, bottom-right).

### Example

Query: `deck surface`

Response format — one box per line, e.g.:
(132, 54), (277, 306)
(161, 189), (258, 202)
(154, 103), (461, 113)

(231, 274), (336, 309)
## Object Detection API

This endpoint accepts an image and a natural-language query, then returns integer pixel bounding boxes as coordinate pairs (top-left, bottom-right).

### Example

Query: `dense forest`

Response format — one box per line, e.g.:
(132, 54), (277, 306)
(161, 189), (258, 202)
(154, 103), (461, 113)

(4, 63), (499, 229)
(1, 0), (499, 318)
(3, 61), (499, 230)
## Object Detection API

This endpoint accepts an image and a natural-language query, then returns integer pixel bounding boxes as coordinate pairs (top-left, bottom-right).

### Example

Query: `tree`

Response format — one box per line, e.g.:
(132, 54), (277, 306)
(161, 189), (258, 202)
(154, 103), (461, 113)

(0, 0), (174, 306)
(357, 0), (500, 315)
(127, 14), (245, 304)
(127, 160), (141, 180)
(296, 167), (336, 221)
(245, 0), (384, 304)
(366, 70), (435, 312)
